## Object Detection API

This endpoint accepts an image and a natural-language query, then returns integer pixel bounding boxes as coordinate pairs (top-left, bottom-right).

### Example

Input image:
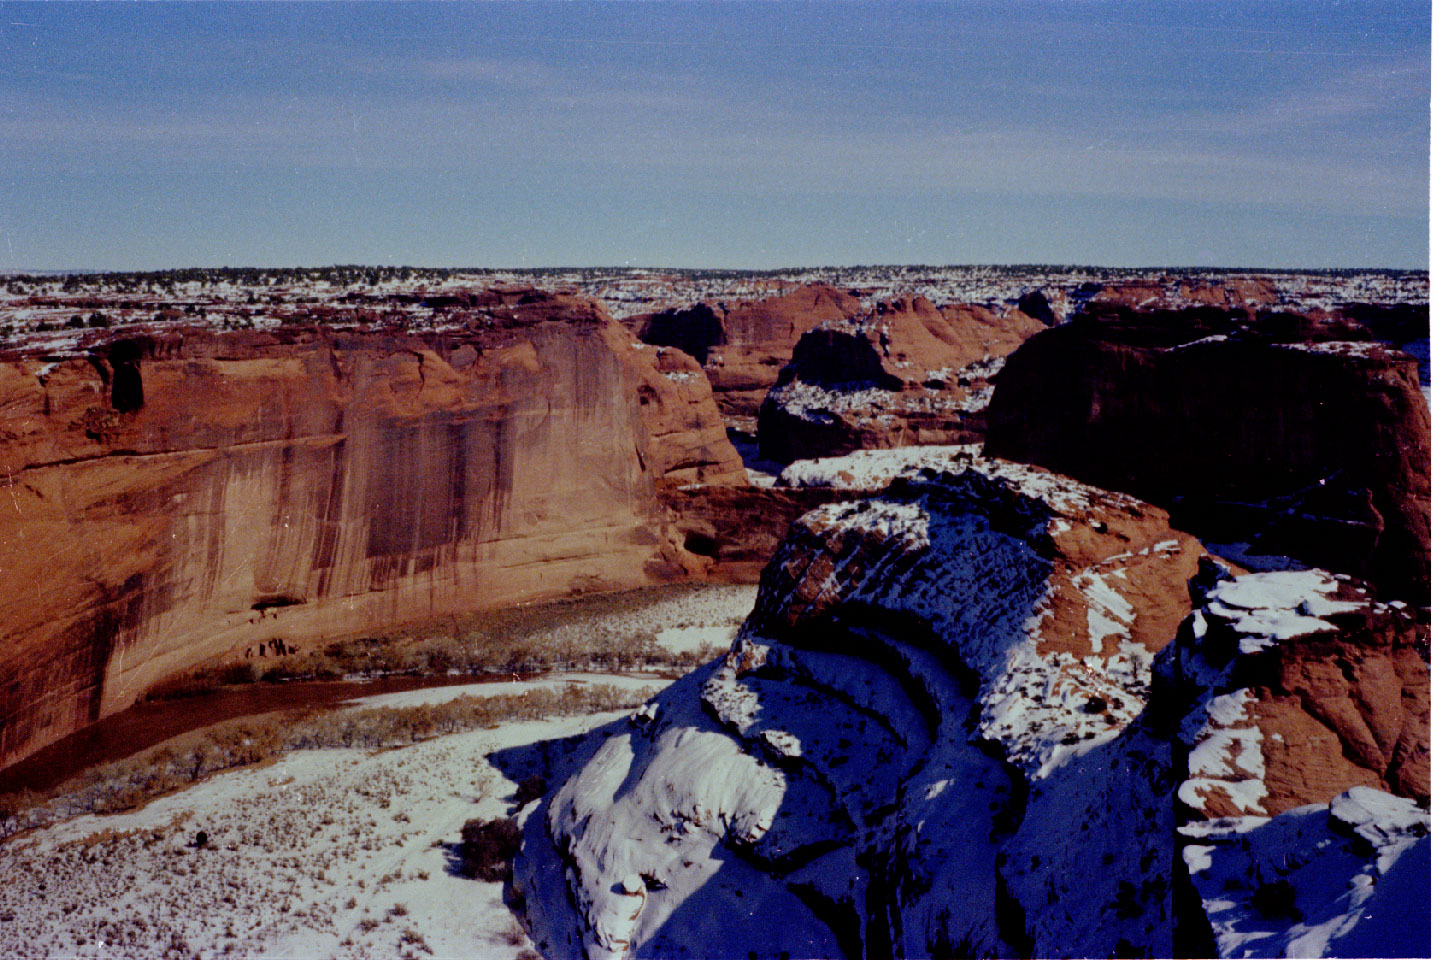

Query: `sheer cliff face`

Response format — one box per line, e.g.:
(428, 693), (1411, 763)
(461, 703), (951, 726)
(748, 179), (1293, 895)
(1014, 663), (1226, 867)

(756, 295), (1046, 463)
(518, 449), (1430, 960)
(633, 283), (865, 423)
(0, 294), (744, 770)
(985, 306), (1431, 599)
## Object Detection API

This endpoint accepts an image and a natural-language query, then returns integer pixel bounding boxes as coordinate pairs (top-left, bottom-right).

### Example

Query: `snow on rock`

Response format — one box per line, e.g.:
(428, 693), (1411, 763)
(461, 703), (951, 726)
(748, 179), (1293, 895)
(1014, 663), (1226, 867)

(519, 669), (841, 960)
(777, 444), (976, 491)
(519, 454), (1209, 958)
(754, 296), (1041, 464)
(1157, 562), (1430, 820)
(985, 301), (1431, 601)
(1179, 787), (1430, 958)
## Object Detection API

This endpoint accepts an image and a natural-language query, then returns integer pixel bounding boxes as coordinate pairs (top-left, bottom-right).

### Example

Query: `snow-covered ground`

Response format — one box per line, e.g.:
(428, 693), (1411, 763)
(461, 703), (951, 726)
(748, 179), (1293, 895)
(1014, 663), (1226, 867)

(3, 267), (1423, 349)
(0, 586), (757, 959)
(340, 672), (665, 712)
(0, 707), (620, 959)
(0, 673), (655, 960)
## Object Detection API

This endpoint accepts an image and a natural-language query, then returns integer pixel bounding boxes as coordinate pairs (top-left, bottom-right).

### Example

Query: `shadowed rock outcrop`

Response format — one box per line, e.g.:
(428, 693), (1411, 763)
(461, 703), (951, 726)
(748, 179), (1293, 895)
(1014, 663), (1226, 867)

(1157, 564), (1430, 957)
(757, 295), (1046, 463)
(517, 452), (1208, 959)
(632, 283), (865, 425)
(0, 291), (746, 770)
(986, 305), (1431, 599)
(518, 447), (1430, 959)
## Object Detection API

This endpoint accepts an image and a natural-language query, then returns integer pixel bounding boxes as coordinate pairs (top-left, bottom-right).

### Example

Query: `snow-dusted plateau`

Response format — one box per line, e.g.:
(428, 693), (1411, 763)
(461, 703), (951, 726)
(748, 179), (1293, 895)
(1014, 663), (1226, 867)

(0, 266), (1429, 959)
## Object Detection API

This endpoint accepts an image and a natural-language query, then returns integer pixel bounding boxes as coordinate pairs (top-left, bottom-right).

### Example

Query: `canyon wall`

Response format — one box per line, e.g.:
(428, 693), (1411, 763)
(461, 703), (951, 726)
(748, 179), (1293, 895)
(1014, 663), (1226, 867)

(757, 295), (1046, 462)
(0, 292), (745, 770)
(986, 305), (1431, 599)
(631, 283), (865, 424)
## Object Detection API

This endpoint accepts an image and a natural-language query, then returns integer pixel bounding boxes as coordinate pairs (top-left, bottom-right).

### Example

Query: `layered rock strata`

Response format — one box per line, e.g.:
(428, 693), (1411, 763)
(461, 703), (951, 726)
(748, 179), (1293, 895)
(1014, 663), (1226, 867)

(0, 291), (745, 770)
(517, 452), (1209, 958)
(1157, 564), (1430, 957)
(519, 449), (1431, 959)
(986, 305), (1431, 599)
(630, 284), (864, 425)
(757, 296), (1045, 463)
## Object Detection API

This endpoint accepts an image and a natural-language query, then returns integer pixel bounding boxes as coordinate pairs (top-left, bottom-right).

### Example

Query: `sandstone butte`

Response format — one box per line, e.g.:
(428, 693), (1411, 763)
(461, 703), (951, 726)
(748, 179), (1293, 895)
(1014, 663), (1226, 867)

(757, 293), (1048, 463)
(0, 289), (765, 771)
(518, 450), (1430, 959)
(986, 304), (1431, 600)
(628, 283), (866, 424)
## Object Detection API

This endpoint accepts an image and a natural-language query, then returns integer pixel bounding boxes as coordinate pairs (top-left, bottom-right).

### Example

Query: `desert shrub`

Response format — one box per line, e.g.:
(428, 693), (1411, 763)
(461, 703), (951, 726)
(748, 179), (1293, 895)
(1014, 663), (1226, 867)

(459, 817), (522, 881)
(1253, 879), (1297, 919)
(0, 683), (655, 841)
(512, 774), (547, 807)
(135, 584), (740, 700)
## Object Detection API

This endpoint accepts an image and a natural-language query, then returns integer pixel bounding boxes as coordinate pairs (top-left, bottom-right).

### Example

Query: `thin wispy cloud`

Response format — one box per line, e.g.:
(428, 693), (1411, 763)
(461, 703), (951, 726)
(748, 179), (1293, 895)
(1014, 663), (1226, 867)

(0, 0), (1427, 270)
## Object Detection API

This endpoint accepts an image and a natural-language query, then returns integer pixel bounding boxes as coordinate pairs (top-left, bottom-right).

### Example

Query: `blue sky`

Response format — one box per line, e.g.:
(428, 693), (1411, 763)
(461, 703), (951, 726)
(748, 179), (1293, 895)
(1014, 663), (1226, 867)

(0, 1), (1429, 270)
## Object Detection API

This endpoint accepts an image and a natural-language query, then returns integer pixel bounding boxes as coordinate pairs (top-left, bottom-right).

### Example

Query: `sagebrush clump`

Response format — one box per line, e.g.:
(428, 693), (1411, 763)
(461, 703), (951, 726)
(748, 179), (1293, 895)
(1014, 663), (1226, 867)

(0, 683), (654, 839)
(459, 818), (523, 882)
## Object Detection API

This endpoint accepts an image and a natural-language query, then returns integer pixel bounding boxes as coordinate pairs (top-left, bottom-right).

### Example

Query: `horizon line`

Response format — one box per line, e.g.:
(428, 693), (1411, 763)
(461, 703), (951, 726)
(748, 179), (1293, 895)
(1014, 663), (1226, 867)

(2, 263), (1429, 279)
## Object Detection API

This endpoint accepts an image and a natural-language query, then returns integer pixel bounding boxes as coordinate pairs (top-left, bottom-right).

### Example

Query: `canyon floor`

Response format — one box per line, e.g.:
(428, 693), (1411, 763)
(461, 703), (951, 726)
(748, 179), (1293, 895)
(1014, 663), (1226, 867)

(0, 586), (756, 960)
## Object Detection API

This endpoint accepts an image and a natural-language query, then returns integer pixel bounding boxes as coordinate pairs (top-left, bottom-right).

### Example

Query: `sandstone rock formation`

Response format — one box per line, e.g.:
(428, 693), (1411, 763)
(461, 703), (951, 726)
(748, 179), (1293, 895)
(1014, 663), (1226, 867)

(986, 305), (1431, 599)
(631, 283), (864, 425)
(1157, 564), (1431, 957)
(659, 484), (853, 583)
(516, 451), (1209, 958)
(517, 448), (1431, 959)
(756, 295), (1045, 463)
(1159, 563), (1429, 817)
(0, 290), (746, 770)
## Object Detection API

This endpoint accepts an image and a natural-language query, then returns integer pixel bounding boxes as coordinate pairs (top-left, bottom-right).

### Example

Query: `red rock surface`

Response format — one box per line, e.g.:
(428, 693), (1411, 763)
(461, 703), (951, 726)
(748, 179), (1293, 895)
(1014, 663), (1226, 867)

(630, 283), (864, 424)
(986, 305), (1431, 598)
(661, 484), (854, 582)
(756, 295), (1046, 462)
(0, 291), (745, 770)
(526, 449), (1430, 958)
(1159, 563), (1430, 820)
(1079, 276), (1280, 311)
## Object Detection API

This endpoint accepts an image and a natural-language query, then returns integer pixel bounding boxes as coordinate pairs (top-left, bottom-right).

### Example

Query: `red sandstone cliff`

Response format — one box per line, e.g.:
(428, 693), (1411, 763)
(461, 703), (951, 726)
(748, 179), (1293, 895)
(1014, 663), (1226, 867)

(756, 295), (1046, 462)
(985, 305), (1431, 599)
(631, 283), (864, 424)
(0, 291), (745, 770)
